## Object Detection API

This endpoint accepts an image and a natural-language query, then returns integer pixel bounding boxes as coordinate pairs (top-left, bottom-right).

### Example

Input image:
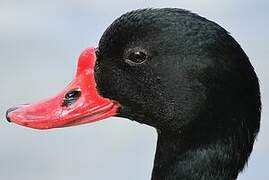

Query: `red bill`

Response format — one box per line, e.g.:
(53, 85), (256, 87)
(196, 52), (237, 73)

(6, 48), (120, 129)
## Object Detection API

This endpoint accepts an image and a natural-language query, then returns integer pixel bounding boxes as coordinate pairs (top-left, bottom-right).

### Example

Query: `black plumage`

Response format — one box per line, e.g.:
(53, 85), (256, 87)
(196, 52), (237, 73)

(95, 8), (261, 180)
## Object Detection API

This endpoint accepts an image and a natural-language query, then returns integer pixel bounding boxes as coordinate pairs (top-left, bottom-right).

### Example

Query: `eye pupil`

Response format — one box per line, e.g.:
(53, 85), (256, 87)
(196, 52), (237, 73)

(128, 51), (147, 64)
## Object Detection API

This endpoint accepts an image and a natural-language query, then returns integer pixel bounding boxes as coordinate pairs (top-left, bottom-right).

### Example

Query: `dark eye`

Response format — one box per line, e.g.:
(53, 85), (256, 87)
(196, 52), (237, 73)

(125, 50), (148, 65)
(62, 88), (81, 107)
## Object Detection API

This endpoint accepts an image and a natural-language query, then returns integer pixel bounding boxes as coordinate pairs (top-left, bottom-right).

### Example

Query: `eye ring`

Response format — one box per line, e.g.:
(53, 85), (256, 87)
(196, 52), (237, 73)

(125, 48), (148, 65)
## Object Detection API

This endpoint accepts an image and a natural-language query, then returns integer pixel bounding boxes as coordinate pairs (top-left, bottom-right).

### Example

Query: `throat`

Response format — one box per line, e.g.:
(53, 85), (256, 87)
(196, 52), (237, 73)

(151, 132), (242, 180)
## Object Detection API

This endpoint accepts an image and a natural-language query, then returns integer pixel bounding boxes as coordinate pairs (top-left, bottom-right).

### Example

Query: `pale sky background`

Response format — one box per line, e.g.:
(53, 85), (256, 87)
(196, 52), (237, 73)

(0, 0), (268, 180)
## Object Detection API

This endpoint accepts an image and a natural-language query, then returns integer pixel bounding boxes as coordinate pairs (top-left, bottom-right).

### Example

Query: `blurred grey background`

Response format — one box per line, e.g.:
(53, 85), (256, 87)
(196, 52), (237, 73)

(1, 0), (268, 180)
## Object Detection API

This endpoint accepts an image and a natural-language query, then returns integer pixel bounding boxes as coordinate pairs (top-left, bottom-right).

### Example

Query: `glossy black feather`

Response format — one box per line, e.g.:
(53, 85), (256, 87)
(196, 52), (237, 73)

(95, 8), (261, 180)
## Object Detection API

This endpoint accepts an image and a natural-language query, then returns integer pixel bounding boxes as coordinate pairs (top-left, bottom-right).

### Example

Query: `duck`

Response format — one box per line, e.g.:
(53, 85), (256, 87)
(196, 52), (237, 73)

(6, 8), (261, 180)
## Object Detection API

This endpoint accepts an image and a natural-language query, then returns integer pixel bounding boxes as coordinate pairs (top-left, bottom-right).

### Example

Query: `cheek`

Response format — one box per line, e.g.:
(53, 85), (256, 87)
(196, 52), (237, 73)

(94, 63), (105, 96)
(94, 63), (114, 99)
(94, 62), (131, 102)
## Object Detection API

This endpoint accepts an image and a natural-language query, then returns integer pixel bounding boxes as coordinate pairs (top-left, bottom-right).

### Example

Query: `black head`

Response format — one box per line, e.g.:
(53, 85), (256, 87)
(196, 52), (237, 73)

(95, 8), (260, 138)
(94, 9), (261, 178)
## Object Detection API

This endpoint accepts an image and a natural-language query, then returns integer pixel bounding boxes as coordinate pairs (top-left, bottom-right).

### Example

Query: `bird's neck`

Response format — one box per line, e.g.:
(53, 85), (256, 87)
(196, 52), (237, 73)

(151, 132), (242, 180)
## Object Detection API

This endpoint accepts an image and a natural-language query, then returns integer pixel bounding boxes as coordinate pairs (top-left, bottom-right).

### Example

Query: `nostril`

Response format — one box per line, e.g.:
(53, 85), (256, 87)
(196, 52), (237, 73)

(62, 88), (81, 107)
(6, 107), (20, 123)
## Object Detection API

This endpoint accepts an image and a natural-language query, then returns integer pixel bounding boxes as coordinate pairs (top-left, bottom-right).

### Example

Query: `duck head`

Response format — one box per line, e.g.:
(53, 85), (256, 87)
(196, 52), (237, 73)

(6, 9), (261, 180)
